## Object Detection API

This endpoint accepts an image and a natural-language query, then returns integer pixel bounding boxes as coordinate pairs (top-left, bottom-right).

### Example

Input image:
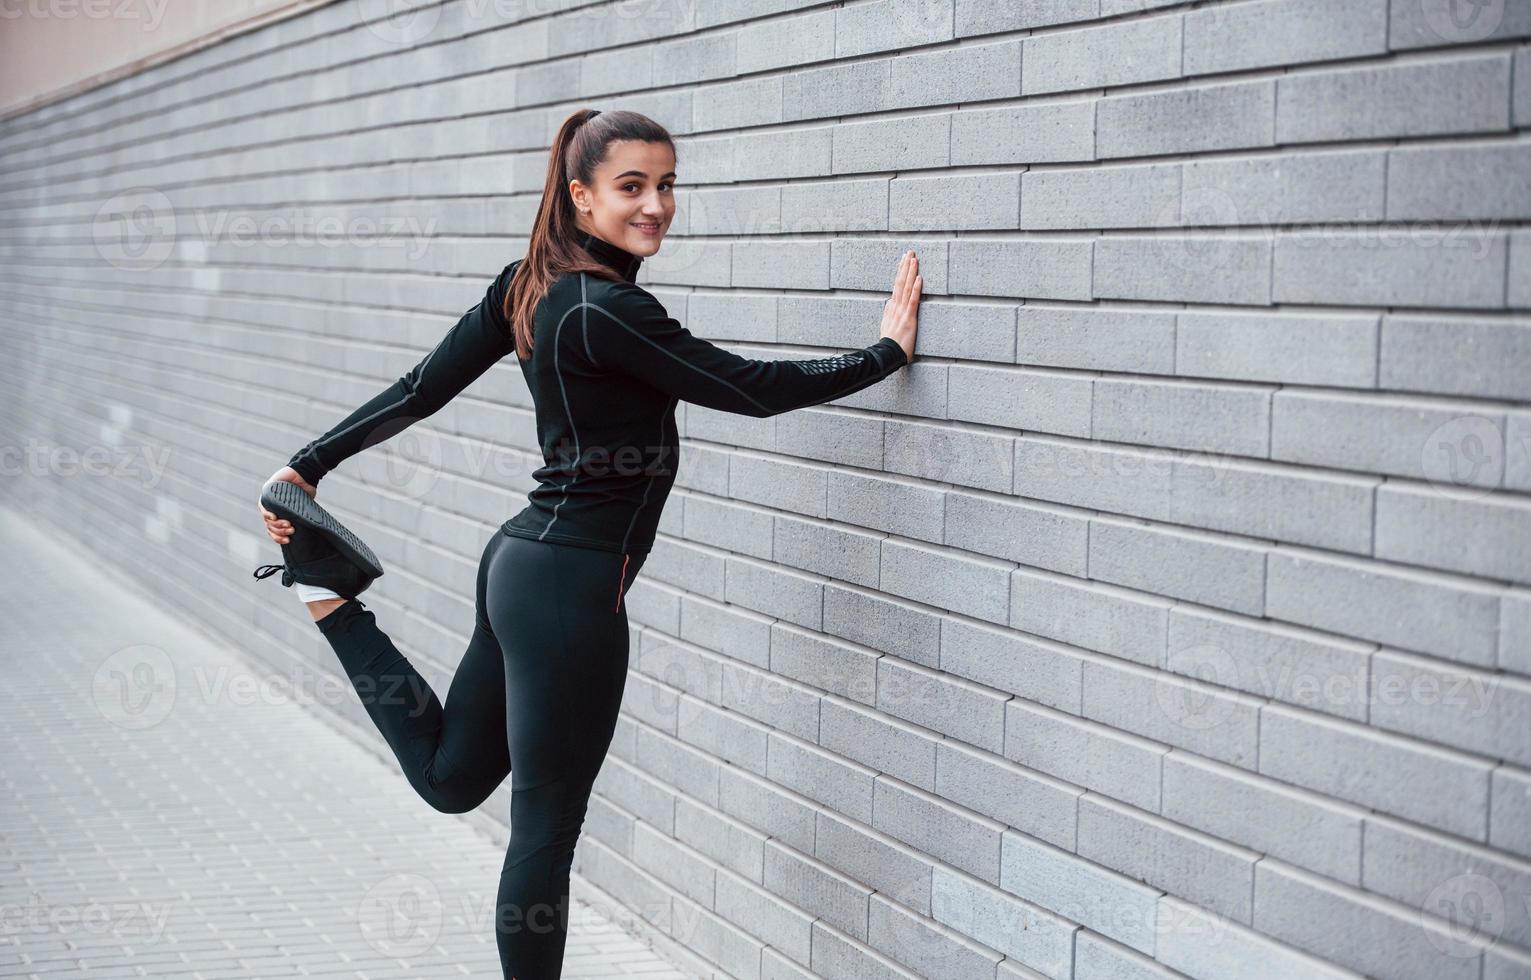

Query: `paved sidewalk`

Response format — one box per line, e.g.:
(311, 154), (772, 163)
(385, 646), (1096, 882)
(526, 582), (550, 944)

(0, 508), (695, 979)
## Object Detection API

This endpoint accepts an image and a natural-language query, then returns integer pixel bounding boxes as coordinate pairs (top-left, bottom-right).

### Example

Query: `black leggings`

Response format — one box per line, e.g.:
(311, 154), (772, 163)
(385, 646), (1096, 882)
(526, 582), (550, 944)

(313, 530), (647, 979)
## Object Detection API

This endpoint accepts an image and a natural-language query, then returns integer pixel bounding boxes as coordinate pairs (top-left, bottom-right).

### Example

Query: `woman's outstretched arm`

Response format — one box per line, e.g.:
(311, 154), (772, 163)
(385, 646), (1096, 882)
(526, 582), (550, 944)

(286, 262), (519, 487)
(586, 252), (921, 418)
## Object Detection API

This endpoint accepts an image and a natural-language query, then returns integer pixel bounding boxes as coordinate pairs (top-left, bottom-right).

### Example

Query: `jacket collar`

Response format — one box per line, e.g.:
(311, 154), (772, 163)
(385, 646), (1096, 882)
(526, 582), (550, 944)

(575, 229), (643, 283)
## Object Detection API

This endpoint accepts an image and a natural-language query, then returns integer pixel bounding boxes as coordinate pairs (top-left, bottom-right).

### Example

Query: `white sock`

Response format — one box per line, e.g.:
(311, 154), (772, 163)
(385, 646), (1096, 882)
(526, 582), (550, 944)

(295, 581), (344, 603)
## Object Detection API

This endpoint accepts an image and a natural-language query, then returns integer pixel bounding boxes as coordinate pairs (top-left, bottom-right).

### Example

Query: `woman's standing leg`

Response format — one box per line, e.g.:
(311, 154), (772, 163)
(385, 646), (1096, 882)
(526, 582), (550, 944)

(312, 531), (512, 813)
(484, 534), (645, 979)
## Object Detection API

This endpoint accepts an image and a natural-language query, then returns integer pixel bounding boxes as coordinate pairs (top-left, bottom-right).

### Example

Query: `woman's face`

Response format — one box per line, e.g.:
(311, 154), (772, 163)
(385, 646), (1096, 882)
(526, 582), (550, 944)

(570, 139), (677, 258)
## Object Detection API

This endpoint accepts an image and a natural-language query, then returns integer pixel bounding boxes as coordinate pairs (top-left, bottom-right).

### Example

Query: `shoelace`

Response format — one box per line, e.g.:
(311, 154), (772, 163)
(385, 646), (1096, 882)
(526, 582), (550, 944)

(252, 563), (295, 587)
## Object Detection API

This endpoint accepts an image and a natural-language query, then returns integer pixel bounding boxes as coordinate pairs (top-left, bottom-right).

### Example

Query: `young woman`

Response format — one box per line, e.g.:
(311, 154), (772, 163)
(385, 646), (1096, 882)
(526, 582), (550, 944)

(254, 107), (921, 979)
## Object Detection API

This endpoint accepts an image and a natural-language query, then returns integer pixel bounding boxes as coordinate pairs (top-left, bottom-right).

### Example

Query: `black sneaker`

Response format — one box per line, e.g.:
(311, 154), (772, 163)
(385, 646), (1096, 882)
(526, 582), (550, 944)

(252, 480), (384, 598)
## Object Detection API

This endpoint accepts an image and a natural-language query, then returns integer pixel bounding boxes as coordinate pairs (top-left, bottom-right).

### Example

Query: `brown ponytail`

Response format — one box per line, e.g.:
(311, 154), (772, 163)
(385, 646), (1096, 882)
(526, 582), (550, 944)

(502, 107), (675, 360)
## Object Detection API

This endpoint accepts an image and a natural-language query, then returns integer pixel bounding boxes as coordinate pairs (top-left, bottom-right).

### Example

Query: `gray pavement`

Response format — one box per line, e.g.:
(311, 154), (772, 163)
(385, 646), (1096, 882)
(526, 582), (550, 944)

(0, 507), (695, 979)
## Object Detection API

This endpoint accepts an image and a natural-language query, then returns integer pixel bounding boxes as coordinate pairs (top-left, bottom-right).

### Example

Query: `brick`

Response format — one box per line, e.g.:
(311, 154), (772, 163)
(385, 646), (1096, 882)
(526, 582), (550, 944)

(774, 513), (883, 588)
(1363, 814), (1531, 949)
(1098, 80), (1276, 158)
(1181, 148), (1387, 225)
(695, 74), (785, 130)
(833, 113), (952, 174)
(1368, 647), (1531, 766)
(1377, 482), (1531, 582)
(1387, 142), (1531, 220)
(1075, 932), (1182, 980)
(948, 364), (1092, 437)
(1177, 311), (1379, 387)
(1078, 794), (1259, 924)
(945, 491), (1089, 576)
(1491, 767), (1531, 858)
(1162, 752), (1363, 885)
(779, 176), (889, 233)
(891, 38), (1022, 107)
(883, 418), (1014, 493)
(736, 10), (837, 74)
(1017, 306), (1177, 374)
(822, 696), (938, 792)
(837, 0), (956, 58)
(877, 656), (1008, 755)
(1170, 456), (1376, 554)
(873, 777), (1006, 884)
(1021, 163), (1180, 230)
(1273, 229), (1508, 310)
(771, 620), (879, 707)
(1081, 656), (1262, 769)
(823, 582), (943, 670)
(1157, 895), (1365, 980)
(1270, 391), (1505, 486)
(950, 237), (1094, 301)
(765, 839), (873, 944)
(783, 59), (891, 121)
(1022, 15), (1183, 95)
(1185, 0), (1388, 74)
(1267, 548), (1501, 667)
(1519, 46), (1531, 126)
(1088, 517), (1268, 616)
(1094, 235), (1272, 306)
(1379, 315), (1531, 399)
(716, 865), (817, 964)
(1276, 53), (1513, 142)
(881, 538), (1013, 624)
(1094, 377), (1273, 458)
(829, 469), (945, 543)
(1252, 861), (1484, 980)
(1259, 704), (1493, 840)
(1011, 567), (1171, 668)
(868, 891), (1005, 980)
(936, 740), (1081, 852)
(931, 866), (1076, 976)
(890, 172), (1021, 231)
(956, 0), (1096, 36)
(950, 101), (1096, 166)
(768, 733), (877, 823)
(999, 828), (1161, 955)
(940, 616), (1084, 712)
(1167, 605), (1372, 722)
(1389, 0), (1531, 49)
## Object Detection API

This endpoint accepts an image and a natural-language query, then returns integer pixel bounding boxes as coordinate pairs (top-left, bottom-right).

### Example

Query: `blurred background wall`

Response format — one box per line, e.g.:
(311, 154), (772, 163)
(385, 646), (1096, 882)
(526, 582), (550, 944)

(0, 0), (337, 120)
(1, 2), (1529, 979)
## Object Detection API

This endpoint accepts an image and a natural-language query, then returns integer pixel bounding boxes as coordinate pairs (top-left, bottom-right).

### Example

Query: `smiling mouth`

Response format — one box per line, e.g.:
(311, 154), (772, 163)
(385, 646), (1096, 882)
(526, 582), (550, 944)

(632, 222), (660, 231)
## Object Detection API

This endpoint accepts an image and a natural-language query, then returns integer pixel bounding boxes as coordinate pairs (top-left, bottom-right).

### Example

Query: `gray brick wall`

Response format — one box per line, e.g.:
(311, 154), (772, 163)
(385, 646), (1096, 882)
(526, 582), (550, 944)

(2, 1), (1528, 978)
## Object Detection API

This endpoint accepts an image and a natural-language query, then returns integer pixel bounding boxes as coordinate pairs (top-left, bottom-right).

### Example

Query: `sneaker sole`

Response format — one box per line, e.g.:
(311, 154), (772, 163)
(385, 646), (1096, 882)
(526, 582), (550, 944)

(260, 480), (385, 580)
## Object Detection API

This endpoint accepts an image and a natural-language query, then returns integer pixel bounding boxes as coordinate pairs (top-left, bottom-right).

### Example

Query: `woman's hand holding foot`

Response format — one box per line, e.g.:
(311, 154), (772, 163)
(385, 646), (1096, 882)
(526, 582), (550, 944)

(257, 467), (344, 619)
(258, 466), (314, 545)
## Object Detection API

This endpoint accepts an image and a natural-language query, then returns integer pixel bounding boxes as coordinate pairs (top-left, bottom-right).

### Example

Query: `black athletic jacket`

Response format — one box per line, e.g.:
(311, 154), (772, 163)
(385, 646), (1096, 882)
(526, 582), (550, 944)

(287, 229), (908, 556)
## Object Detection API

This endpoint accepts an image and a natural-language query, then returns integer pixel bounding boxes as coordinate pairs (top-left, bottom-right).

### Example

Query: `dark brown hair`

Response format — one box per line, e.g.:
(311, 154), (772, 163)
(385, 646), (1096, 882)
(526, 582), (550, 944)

(502, 107), (676, 359)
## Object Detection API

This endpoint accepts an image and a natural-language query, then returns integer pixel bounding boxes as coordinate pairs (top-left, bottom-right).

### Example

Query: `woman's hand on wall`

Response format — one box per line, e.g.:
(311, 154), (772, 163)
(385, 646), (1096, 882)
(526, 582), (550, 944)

(258, 466), (315, 544)
(880, 250), (922, 365)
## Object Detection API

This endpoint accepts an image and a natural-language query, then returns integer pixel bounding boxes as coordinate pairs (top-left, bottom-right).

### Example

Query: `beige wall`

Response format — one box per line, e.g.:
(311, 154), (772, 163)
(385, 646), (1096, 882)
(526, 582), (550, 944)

(0, 0), (337, 120)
